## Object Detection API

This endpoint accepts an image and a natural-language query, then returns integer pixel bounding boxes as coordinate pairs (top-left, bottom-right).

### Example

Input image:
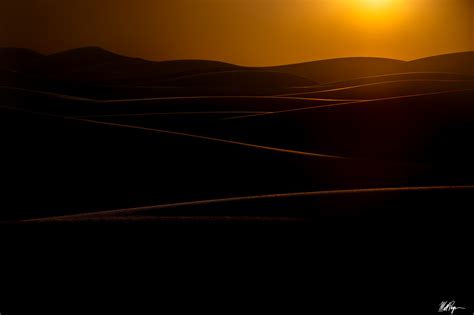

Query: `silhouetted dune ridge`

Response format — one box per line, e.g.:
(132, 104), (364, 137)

(0, 47), (45, 71)
(2, 47), (474, 87)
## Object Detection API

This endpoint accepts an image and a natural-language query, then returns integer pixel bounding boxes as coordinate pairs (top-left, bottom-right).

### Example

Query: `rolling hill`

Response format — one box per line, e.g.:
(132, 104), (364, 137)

(264, 57), (406, 83)
(2, 47), (474, 94)
(265, 52), (474, 83)
(0, 47), (44, 71)
(406, 51), (474, 75)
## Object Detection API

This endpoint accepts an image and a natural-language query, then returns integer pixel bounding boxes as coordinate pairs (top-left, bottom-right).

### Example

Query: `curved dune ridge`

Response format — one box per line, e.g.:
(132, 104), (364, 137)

(23, 186), (474, 223)
(1, 86), (353, 116)
(316, 72), (474, 87)
(264, 52), (474, 83)
(227, 88), (474, 120)
(2, 47), (474, 88)
(275, 79), (474, 100)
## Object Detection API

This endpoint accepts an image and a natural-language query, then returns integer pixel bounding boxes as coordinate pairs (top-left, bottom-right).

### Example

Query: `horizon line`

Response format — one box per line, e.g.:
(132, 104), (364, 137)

(1, 46), (473, 68)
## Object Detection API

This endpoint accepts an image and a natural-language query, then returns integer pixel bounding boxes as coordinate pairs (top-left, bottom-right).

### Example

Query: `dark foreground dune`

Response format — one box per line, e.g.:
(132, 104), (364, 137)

(22, 186), (474, 223)
(100, 89), (474, 164)
(2, 88), (474, 223)
(1, 103), (430, 222)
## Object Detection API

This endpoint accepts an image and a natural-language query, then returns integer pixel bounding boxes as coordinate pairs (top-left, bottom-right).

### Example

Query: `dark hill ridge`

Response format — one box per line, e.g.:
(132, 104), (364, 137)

(0, 47), (45, 71)
(45, 46), (129, 69)
(45, 47), (241, 80)
(262, 52), (474, 83)
(264, 57), (406, 84)
(0, 47), (242, 84)
(1, 47), (474, 87)
(406, 51), (474, 75)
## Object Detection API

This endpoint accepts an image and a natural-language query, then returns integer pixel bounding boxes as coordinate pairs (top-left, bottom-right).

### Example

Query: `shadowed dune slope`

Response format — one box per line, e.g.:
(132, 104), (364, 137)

(264, 52), (474, 83)
(264, 57), (406, 83)
(114, 90), (474, 166)
(43, 47), (242, 84)
(1, 105), (435, 221)
(2, 90), (474, 223)
(25, 186), (474, 223)
(0, 48), (44, 71)
(291, 72), (474, 90)
(3, 49), (474, 223)
(2, 48), (474, 97)
(278, 79), (474, 99)
(268, 90), (474, 163)
(160, 70), (316, 88)
(1, 47), (242, 84)
(0, 87), (344, 116)
(0, 72), (300, 100)
(406, 52), (474, 75)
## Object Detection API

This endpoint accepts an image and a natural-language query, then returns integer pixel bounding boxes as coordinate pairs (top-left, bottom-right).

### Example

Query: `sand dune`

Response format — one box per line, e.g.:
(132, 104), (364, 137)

(3, 104), (427, 221)
(275, 79), (474, 100)
(44, 47), (239, 80)
(1, 47), (241, 85)
(231, 88), (474, 119)
(4, 47), (473, 87)
(264, 52), (474, 83)
(0, 87), (348, 116)
(320, 72), (474, 88)
(264, 57), (405, 83)
(3, 49), (474, 223)
(192, 90), (474, 164)
(3, 48), (474, 100)
(73, 116), (351, 160)
(0, 48), (44, 71)
(159, 70), (316, 88)
(406, 51), (474, 75)
(24, 185), (474, 223)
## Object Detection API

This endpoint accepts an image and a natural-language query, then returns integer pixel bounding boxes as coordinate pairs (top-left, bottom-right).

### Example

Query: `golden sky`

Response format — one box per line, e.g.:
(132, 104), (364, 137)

(1, 0), (473, 66)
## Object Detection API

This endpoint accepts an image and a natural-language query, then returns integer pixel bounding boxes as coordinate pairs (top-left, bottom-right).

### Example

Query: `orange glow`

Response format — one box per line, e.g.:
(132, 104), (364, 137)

(0, 0), (472, 66)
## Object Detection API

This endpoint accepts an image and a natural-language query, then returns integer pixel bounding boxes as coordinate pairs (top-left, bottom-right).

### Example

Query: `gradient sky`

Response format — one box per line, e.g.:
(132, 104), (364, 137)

(1, 0), (473, 66)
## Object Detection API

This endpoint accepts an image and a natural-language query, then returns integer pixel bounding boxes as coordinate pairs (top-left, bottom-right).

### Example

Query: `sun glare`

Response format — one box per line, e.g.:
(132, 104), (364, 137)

(346, 0), (409, 28)
(362, 0), (393, 7)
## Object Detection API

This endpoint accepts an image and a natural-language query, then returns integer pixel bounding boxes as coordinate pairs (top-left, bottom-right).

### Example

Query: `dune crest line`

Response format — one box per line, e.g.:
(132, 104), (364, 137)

(78, 111), (271, 118)
(71, 117), (350, 160)
(98, 95), (358, 103)
(224, 88), (474, 120)
(274, 79), (474, 97)
(24, 185), (474, 222)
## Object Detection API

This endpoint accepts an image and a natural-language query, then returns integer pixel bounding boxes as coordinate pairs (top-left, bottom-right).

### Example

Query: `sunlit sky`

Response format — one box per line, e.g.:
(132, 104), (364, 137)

(1, 0), (473, 66)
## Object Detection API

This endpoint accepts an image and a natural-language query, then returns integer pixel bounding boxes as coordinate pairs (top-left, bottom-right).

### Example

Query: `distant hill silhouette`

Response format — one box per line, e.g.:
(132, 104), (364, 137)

(1, 47), (241, 85)
(0, 48), (44, 71)
(43, 47), (242, 83)
(45, 46), (128, 70)
(405, 52), (474, 75)
(1, 47), (474, 91)
(266, 52), (474, 83)
(264, 57), (405, 83)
